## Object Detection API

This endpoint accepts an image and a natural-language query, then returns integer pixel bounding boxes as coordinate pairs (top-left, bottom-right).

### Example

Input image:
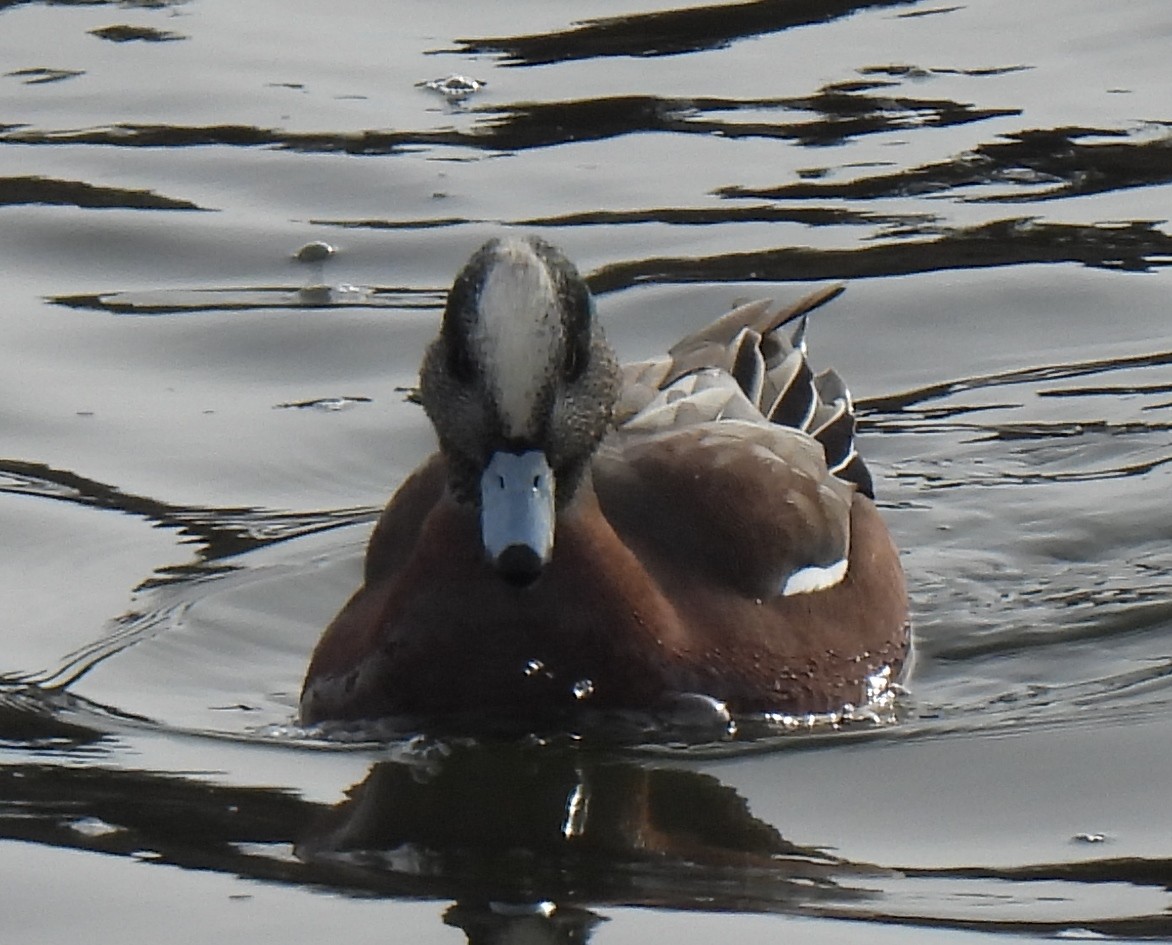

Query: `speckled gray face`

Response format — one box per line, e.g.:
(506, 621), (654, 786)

(418, 237), (621, 582)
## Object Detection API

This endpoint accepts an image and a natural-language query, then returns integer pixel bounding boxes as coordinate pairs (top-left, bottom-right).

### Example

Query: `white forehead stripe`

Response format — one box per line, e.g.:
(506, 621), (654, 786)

(474, 241), (560, 439)
(781, 558), (847, 596)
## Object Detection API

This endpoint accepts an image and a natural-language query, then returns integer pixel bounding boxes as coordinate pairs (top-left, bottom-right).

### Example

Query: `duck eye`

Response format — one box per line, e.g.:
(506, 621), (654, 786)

(564, 336), (588, 382)
(448, 344), (476, 384)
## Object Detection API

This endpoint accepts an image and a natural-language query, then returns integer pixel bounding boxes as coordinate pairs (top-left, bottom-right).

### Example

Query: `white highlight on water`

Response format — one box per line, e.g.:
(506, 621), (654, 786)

(562, 781), (589, 838)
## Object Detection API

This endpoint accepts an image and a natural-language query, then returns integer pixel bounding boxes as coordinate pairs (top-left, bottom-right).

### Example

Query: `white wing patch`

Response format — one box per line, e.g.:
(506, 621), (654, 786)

(781, 558), (848, 596)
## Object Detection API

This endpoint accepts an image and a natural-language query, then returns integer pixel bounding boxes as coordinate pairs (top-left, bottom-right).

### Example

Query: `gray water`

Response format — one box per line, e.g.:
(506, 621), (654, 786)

(2, 0), (1171, 941)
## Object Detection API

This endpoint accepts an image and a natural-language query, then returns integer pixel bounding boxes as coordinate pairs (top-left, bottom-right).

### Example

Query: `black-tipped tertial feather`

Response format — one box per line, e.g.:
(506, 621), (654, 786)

(617, 284), (873, 497)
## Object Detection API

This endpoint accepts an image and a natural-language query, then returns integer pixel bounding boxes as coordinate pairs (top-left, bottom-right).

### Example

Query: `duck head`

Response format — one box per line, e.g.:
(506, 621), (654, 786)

(419, 237), (621, 587)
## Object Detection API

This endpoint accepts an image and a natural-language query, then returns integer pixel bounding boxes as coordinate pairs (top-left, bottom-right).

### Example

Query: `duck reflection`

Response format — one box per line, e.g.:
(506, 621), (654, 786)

(443, 901), (602, 945)
(0, 695), (891, 941)
(297, 741), (882, 942)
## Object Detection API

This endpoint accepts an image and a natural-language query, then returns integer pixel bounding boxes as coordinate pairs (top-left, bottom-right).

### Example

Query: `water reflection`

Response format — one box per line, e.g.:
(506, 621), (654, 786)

(444, 0), (921, 64)
(0, 84), (1019, 153)
(0, 176), (202, 210)
(588, 219), (1172, 291)
(0, 729), (886, 936)
(38, 217), (1172, 308)
(3, 67), (83, 85)
(443, 902), (602, 945)
(2, 722), (1169, 939)
(299, 741), (880, 916)
(721, 126), (1172, 202)
(50, 285), (440, 315)
(88, 24), (185, 43)
(0, 0), (186, 9)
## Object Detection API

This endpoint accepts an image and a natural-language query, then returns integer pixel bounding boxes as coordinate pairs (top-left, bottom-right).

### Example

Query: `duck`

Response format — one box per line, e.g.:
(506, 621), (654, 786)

(299, 236), (908, 728)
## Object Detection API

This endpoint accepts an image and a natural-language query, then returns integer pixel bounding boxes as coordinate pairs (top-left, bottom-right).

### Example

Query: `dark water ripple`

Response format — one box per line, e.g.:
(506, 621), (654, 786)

(721, 126), (1172, 203)
(313, 206), (927, 232)
(0, 88), (1018, 153)
(38, 221), (1172, 309)
(588, 219), (1172, 291)
(4, 67), (84, 85)
(15, 607), (188, 693)
(0, 0), (182, 9)
(0, 175), (204, 210)
(861, 348), (1172, 414)
(856, 338), (1172, 740)
(88, 24), (185, 43)
(0, 458), (373, 582)
(442, 0), (921, 64)
(49, 286), (444, 315)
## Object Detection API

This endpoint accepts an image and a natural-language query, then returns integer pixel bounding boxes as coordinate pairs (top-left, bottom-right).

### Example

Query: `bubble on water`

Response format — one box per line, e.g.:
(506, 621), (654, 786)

(571, 679), (595, 701)
(71, 817), (122, 839)
(661, 692), (731, 731)
(294, 241), (336, 264)
(418, 74), (486, 100)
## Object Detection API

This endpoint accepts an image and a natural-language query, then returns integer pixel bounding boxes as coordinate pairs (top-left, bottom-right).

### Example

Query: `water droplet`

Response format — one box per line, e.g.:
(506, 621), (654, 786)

(70, 817), (122, 839)
(418, 74), (486, 100)
(294, 241), (336, 264)
(571, 679), (595, 701)
(524, 659), (545, 677)
(562, 782), (589, 838)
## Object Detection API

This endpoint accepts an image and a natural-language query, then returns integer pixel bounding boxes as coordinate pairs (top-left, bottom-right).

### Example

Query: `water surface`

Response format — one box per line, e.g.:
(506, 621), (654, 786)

(2, 0), (1171, 940)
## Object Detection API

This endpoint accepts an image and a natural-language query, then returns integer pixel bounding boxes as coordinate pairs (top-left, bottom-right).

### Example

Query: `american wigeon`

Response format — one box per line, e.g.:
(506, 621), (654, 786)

(300, 237), (908, 727)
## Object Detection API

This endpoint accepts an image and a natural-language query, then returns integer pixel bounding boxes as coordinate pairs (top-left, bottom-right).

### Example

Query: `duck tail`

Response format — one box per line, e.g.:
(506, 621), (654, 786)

(752, 288), (874, 498)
